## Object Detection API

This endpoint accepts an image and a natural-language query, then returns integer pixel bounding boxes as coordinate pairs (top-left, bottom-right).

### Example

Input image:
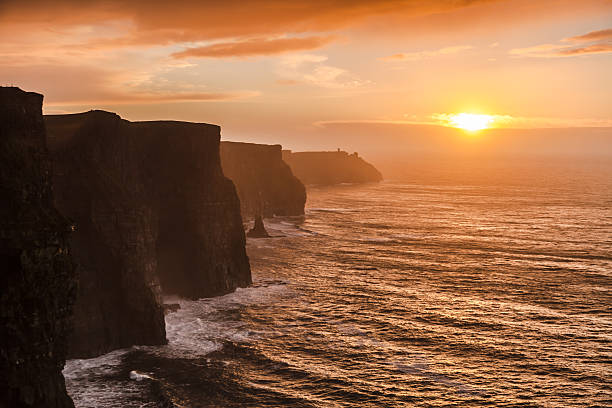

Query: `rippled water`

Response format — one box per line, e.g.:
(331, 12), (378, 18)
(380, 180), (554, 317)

(65, 162), (612, 407)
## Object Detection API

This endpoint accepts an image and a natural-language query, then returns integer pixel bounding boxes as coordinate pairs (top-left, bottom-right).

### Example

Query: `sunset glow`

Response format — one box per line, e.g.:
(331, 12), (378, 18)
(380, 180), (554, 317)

(0, 0), (609, 150)
(2, 2), (612, 407)
(449, 113), (494, 131)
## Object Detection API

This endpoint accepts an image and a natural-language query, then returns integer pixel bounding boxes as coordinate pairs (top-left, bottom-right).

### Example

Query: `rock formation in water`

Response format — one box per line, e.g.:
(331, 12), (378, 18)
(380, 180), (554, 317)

(282, 149), (383, 185)
(46, 111), (251, 358)
(0, 87), (77, 407)
(220, 142), (306, 219)
(246, 216), (271, 238)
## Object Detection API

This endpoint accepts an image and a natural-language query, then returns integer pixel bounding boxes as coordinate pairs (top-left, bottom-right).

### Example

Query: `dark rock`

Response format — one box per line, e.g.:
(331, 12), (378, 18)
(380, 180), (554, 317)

(0, 87), (77, 407)
(45, 111), (251, 358)
(147, 126), (251, 300)
(220, 142), (306, 219)
(282, 149), (383, 185)
(46, 111), (167, 358)
(246, 216), (271, 238)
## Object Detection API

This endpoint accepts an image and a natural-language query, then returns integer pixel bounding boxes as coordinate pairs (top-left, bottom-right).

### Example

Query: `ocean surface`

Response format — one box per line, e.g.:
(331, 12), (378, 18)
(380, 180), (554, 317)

(64, 160), (612, 407)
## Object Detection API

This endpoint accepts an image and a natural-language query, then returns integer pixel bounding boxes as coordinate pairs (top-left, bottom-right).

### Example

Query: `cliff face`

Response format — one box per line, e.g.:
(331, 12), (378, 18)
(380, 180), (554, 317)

(46, 111), (167, 358)
(0, 87), (76, 407)
(46, 111), (251, 358)
(137, 122), (251, 299)
(282, 150), (383, 185)
(220, 142), (306, 219)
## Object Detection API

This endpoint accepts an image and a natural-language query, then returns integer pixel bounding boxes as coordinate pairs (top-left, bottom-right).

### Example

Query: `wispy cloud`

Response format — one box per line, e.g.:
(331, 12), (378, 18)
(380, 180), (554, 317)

(275, 79), (301, 85)
(172, 36), (335, 59)
(563, 28), (612, 43)
(556, 42), (612, 56)
(380, 45), (473, 62)
(510, 43), (612, 58)
(45, 90), (261, 106)
(0, 63), (260, 106)
(277, 54), (369, 88)
(510, 27), (612, 58)
(0, 1), (498, 49)
(314, 114), (612, 129)
(431, 113), (513, 128)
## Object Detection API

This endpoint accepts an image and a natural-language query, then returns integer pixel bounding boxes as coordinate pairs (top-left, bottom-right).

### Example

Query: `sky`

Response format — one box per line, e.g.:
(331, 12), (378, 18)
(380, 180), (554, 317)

(1, 0), (611, 159)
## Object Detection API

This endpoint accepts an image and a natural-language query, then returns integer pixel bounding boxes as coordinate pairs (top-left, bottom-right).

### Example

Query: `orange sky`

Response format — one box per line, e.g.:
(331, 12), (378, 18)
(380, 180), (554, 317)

(1, 0), (611, 156)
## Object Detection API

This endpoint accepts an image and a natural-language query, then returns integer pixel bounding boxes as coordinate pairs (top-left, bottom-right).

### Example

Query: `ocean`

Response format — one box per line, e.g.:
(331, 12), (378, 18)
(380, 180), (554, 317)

(64, 159), (612, 407)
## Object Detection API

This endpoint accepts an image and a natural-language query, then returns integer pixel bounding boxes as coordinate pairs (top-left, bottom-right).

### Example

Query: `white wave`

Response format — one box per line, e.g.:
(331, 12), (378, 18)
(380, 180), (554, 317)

(129, 370), (153, 381)
(149, 280), (290, 359)
(63, 348), (128, 380)
(63, 281), (289, 406)
(63, 349), (149, 408)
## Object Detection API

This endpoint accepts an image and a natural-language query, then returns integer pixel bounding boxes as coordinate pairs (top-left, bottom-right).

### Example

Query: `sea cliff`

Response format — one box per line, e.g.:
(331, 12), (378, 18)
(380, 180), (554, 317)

(46, 111), (251, 358)
(0, 87), (76, 407)
(221, 141), (305, 219)
(282, 150), (382, 185)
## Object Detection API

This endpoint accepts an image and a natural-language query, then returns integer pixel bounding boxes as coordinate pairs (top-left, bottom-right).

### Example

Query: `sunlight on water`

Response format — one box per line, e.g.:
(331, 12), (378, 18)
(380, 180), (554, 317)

(65, 161), (612, 407)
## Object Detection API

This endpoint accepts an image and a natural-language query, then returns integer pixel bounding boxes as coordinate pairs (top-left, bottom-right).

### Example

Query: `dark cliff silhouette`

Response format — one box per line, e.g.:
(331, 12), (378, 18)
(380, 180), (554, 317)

(0, 87), (76, 407)
(282, 149), (383, 185)
(220, 142), (306, 219)
(46, 111), (251, 358)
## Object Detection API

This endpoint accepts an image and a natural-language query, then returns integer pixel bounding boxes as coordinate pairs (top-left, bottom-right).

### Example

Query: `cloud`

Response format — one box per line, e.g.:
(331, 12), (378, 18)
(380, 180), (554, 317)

(563, 28), (612, 42)
(556, 42), (612, 55)
(0, 1), (498, 46)
(380, 45), (473, 61)
(171, 36), (335, 58)
(510, 27), (612, 58)
(66, 90), (260, 105)
(41, 91), (261, 106)
(430, 112), (513, 128)
(314, 114), (612, 129)
(275, 79), (301, 85)
(0, 1), (607, 61)
(1, 0), (609, 114)
(510, 43), (612, 58)
(277, 54), (368, 88)
(0, 63), (258, 105)
(280, 54), (328, 69)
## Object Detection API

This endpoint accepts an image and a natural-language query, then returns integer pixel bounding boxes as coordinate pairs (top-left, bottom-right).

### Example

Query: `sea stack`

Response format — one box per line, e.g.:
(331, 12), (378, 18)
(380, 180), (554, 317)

(247, 216), (271, 238)
(282, 149), (382, 185)
(220, 141), (306, 219)
(0, 87), (77, 407)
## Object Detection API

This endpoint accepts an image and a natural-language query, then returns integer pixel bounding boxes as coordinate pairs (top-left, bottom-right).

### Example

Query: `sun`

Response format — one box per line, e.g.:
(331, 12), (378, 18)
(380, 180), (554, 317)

(449, 113), (494, 131)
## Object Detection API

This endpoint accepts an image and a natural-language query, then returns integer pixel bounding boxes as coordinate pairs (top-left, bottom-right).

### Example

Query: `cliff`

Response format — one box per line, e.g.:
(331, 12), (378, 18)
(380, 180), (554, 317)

(282, 150), (383, 185)
(220, 142), (306, 219)
(0, 87), (76, 407)
(247, 216), (271, 238)
(45, 111), (167, 358)
(45, 111), (251, 358)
